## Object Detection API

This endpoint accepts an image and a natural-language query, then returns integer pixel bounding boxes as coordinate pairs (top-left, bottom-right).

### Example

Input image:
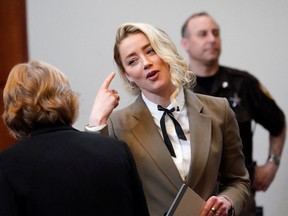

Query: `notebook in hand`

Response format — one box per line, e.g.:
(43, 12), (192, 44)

(166, 184), (206, 216)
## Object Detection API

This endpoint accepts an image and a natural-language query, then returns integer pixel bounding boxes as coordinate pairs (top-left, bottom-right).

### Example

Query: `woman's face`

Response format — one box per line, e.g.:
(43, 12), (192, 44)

(119, 32), (174, 99)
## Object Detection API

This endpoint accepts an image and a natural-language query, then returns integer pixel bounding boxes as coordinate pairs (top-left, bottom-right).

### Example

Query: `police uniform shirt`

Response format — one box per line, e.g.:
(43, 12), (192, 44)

(192, 65), (285, 181)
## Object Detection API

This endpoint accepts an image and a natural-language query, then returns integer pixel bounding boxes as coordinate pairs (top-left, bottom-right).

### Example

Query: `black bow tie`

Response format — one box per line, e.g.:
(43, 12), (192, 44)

(157, 105), (187, 157)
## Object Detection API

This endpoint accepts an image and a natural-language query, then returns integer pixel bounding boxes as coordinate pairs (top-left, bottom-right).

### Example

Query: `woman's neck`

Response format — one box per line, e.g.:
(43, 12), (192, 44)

(142, 85), (176, 108)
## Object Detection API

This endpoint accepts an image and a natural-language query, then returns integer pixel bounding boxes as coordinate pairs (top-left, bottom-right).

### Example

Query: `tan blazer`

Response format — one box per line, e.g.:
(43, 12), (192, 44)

(105, 89), (250, 216)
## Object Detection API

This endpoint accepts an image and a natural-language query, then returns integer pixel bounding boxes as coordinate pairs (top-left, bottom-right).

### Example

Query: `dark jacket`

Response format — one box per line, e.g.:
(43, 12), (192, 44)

(193, 65), (286, 181)
(0, 124), (149, 216)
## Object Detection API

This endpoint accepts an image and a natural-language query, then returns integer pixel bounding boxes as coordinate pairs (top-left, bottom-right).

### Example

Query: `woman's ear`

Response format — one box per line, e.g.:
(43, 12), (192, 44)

(124, 72), (133, 82)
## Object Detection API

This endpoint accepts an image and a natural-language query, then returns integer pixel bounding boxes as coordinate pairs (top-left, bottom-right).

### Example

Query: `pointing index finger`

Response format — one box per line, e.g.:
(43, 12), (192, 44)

(101, 72), (116, 89)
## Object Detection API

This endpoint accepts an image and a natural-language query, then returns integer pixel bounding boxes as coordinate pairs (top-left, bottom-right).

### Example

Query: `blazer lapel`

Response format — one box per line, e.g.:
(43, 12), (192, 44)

(131, 96), (183, 188)
(184, 90), (212, 187)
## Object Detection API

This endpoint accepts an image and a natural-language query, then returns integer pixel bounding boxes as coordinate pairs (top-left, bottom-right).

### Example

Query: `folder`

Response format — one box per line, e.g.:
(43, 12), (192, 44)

(166, 184), (206, 216)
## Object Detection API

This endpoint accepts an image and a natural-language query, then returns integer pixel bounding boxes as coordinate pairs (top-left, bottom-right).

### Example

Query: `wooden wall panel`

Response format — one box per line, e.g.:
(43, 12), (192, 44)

(0, 0), (28, 150)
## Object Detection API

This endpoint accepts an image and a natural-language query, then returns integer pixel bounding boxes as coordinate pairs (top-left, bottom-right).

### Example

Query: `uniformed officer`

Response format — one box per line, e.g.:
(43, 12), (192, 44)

(181, 12), (286, 216)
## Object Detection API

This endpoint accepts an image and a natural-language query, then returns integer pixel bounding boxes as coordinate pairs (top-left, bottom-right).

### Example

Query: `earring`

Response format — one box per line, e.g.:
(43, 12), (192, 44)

(131, 82), (135, 90)
(129, 81), (136, 90)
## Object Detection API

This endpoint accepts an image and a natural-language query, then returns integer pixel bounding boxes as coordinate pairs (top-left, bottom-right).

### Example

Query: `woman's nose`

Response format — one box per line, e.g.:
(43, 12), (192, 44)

(143, 57), (152, 70)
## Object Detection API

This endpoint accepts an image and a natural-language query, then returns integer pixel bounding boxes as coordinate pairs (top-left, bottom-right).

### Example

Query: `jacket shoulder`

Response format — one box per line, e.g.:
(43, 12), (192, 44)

(194, 91), (229, 107)
(220, 66), (259, 83)
(186, 89), (231, 116)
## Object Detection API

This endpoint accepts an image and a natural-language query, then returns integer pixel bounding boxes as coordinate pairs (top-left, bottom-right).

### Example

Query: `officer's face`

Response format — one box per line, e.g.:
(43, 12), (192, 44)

(181, 15), (221, 66)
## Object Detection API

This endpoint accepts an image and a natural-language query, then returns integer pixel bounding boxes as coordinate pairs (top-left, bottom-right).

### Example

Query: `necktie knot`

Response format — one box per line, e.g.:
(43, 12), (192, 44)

(157, 105), (187, 158)
(157, 105), (178, 114)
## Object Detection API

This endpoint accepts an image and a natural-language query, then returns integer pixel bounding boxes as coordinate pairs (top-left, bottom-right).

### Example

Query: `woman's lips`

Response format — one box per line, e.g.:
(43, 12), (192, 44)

(146, 70), (158, 80)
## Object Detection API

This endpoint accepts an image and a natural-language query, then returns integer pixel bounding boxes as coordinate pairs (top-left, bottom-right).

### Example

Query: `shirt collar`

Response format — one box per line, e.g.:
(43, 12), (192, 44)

(142, 87), (185, 120)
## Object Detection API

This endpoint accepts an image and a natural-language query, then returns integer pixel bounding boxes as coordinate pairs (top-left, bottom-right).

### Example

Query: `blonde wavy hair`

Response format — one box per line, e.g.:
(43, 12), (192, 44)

(113, 23), (196, 101)
(2, 60), (79, 139)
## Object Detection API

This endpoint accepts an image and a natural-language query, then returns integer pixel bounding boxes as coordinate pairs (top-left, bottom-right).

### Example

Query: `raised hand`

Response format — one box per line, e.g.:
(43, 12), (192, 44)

(88, 72), (120, 126)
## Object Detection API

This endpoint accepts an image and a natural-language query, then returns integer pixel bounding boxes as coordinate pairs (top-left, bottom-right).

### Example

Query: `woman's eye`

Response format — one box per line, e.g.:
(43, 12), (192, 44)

(147, 48), (155, 55)
(128, 59), (136, 66)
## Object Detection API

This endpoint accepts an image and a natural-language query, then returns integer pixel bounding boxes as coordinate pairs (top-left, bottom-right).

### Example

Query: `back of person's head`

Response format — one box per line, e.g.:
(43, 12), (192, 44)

(113, 22), (195, 97)
(2, 60), (79, 140)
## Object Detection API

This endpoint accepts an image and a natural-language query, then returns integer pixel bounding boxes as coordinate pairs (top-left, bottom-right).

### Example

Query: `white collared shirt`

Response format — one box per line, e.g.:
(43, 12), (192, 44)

(142, 89), (191, 180)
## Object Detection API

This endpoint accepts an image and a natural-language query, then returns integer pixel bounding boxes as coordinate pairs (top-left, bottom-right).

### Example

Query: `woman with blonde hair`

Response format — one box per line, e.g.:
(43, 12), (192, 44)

(86, 23), (250, 216)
